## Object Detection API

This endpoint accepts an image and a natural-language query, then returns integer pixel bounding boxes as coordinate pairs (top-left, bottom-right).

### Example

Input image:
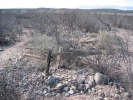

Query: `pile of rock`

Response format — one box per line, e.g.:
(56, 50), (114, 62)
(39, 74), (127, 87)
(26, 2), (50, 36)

(0, 61), (132, 100)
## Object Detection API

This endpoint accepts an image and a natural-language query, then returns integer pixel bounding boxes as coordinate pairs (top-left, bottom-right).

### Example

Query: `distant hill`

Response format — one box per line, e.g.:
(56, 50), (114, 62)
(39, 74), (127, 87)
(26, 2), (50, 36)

(78, 5), (133, 11)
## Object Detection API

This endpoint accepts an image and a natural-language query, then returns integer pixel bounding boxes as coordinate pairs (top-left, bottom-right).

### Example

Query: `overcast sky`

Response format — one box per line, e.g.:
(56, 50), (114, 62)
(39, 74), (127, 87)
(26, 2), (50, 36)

(0, 0), (133, 9)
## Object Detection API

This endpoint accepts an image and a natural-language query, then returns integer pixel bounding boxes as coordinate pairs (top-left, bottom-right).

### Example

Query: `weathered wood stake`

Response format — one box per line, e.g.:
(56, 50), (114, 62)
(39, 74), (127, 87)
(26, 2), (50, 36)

(45, 50), (52, 75)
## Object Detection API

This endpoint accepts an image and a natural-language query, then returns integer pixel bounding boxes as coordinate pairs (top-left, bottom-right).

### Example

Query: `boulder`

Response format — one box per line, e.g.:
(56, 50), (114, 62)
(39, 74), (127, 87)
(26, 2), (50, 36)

(45, 76), (55, 84)
(94, 73), (108, 85)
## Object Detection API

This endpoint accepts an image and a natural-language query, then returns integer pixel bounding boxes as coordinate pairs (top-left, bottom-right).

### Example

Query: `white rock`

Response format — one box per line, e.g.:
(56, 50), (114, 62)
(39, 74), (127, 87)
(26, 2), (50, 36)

(68, 90), (74, 95)
(94, 73), (108, 85)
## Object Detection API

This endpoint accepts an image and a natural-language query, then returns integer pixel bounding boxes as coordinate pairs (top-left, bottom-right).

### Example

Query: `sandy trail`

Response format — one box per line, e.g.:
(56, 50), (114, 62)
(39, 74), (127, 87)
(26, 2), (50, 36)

(0, 30), (31, 70)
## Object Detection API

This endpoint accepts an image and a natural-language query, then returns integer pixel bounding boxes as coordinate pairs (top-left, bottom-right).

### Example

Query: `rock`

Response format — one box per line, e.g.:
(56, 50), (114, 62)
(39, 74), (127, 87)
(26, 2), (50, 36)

(76, 95), (80, 98)
(36, 90), (44, 95)
(52, 92), (57, 96)
(80, 91), (85, 94)
(124, 92), (132, 98)
(68, 90), (74, 95)
(94, 73), (108, 85)
(47, 86), (51, 92)
(55, 83), (67, 92)
(94, 96), (104, 100)
(65, 93), (70, 97)
(91, 88), (97, 95)
(114, 94), (121, 99)
(63, 87), (70, 92)
(112, 83), (118, 89)
(68, 79), (72, 82)
(104, 97), (110, 100)
(104, 91), (110, 97)
(70, 86), (77, 90)
(55, 83), (64, 90)
(77, 84), (85, 91)
(118, 83), (123, 87)
(99, 92), (105, 98)
(43, 89), (47, 94)
(85, 84), (91, 90)
(110, 93), (115, 98)
(55, 76), (63, 81)
(56, 93), (61, 97)
(108, 82), (114, 86)
(89, 76), (94, 82)
(45, 76), (55, 84)
(114, 89), (120, 94)
(119, 86), (125, 93)
(88, 81), (95, 87)
(78, 77), (85, 84)
(45, 93), (52, 98)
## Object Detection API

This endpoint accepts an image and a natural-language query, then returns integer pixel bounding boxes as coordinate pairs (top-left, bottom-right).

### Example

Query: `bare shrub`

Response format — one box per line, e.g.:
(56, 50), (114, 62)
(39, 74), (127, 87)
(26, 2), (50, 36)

(29, 33), (58, 56)
(96, 31), (123, 55)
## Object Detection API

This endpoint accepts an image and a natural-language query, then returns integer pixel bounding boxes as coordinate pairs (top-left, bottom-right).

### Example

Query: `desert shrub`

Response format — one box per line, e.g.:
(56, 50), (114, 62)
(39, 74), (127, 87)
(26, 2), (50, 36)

(29, 33), (58, 56)
(89, 30), (133, 92)
(97, 31), (123, 55)
(0, 12), (29, 45)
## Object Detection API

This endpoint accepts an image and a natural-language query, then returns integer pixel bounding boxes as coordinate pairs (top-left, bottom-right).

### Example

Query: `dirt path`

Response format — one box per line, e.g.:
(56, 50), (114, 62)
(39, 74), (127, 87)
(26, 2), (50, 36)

(0, 31), (31, 70)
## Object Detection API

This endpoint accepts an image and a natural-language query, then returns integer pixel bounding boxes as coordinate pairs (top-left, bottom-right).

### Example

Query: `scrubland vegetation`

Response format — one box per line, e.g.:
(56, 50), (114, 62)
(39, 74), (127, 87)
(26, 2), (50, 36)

(0, 8), (133, 100)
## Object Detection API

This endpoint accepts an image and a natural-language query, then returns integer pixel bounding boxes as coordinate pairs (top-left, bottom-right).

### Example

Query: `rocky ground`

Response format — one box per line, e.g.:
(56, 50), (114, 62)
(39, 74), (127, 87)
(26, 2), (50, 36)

(0, 28), (133, 100)
(0, 55), (132, 100)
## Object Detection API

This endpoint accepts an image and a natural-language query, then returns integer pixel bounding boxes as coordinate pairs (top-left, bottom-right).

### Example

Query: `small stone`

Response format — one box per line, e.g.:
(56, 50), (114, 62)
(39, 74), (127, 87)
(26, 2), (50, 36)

(104, 91), (110, 97)
(91, 88), (97, 95)
(70, 86), (76, 90)
(99, 92), (105, 98)
(76, 95), (80, 98)
(56, 93), (61, 97)
(43, 89), (47, 94)
(85, 84), (91, 90)
(89, 76), (95, 83)
(65, 93), (70, 97)
(120, 87), (125, 93)
(114, 94), (121, 99)
(63, 87), (70, 92)
(45, 93), (52, 98)
(118, 83), (122, 87)
(110, 93), (115, 98)
(88, 81), (95, 87)
(80, 91), (84, 94)
(55, 83), (64, 89)
(94, 96), (104, 100)
(51, 92), (56, 96)
(78, 77), (85, 84)
(46, 76), (55, 84)
(68, 79), (72, 82)
(28, 85), (33, 92)
(19, 82), (22, 87)
(68, 90), (74, 95)
(77, 84), (85, 91)
(108, 82), (114, 86)
(114, 89), (120, 94)
(124, 92), (132, 98)
(112, 83), (118, 89)
(36, 90), (44, 95)
(104, 97), (109, 100)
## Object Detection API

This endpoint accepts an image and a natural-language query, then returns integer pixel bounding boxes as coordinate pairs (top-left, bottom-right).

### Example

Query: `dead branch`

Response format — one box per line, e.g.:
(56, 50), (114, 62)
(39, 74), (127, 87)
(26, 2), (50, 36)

(23, 54), (43, 59)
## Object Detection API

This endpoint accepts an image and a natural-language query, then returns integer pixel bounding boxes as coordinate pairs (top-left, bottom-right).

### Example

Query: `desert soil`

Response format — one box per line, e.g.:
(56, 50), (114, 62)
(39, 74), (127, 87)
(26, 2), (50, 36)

(0, 29), (31, 70)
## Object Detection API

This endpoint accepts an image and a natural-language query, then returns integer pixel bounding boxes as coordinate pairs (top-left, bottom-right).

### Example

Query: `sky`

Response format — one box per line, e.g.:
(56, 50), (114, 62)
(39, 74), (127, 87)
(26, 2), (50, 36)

(0, 0), (133, 9)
